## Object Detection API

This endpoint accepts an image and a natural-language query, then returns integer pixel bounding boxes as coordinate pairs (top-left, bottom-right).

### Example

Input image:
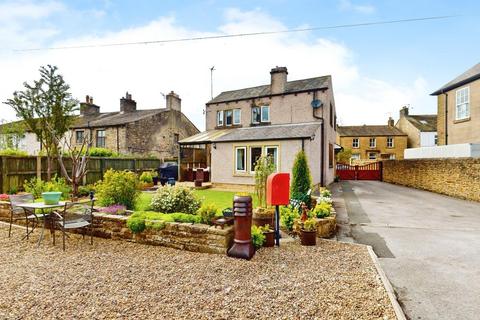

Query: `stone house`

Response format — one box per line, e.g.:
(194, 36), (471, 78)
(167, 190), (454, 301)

(431, 62), (480, 145)
(70, 92), (199, 160)
(395, 106), (437, 148)
(337, 118), (408, 161)
(179, 66), (338, 189)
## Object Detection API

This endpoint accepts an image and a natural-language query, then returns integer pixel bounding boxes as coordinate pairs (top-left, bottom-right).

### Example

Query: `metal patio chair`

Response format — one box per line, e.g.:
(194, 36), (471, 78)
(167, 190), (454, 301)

(8, 194), (38, 239)
(53, 197), (95, 251)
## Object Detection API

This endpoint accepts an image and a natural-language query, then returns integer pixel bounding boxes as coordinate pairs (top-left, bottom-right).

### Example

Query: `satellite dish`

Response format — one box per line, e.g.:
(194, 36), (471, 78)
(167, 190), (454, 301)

(311, 99), (323, 109)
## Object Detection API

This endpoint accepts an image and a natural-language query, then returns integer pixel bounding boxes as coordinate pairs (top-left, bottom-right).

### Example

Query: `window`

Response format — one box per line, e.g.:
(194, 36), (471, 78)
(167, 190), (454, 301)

(252, 107), (261, 124)
(96, 130), (106, 148)
(174, 133), (179, 144)
(233, 109), (241, 125)
(368, 152), (377, 160)
(387, 137), (394, 148)
(329, 143), (334, 168)
(265, 146), (279, 171)
(456, 87), (470, 120)
(351, 154), (360, 160)
(369, 138), (376, 148)
(261, 105), (270, 122)
(235, 147), (246, 173)
(249, 146), (262, 173)
(75, 130), (84, 144)
(225, 110), (233, 126)
(389, 154), (396, 160)
(352, 138), (359, 148)
(216, 110), (224, 126)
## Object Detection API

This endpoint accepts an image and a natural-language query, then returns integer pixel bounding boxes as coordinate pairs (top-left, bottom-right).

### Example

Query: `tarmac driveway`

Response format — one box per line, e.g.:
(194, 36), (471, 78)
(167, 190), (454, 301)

(334, 181), (480, 320)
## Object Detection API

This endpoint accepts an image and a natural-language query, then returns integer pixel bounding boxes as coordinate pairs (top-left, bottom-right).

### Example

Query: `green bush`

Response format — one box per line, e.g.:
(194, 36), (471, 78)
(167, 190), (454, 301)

(150, 185), (201, 214)
(197, 204), (218, 225)
(290, 150), (312, 200)
(280, 206), (300, 232)
(251, 225), (266, 249)
(0, 149), (28, 156)
(139, 171), (153, 184)
(95, 169), (139, 210)
(23, 175), (71, 199)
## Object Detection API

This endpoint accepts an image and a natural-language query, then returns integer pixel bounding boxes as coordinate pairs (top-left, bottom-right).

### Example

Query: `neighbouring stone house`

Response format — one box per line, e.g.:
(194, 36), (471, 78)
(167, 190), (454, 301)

(431, 62), (480, 145)
(395, 106), (437, 148)
(179, 66), (338, 189)
(337, 118), (408, 162)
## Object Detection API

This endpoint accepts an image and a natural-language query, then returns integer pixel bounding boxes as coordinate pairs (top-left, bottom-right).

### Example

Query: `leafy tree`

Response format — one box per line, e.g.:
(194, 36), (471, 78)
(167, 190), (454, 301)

(290, 150), (312, 200)
(336, 148), (352, 164)
(4, 65), (78, 179)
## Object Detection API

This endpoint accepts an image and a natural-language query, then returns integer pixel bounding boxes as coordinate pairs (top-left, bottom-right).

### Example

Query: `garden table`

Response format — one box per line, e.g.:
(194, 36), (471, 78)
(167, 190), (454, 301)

(16, 202), (67, 247)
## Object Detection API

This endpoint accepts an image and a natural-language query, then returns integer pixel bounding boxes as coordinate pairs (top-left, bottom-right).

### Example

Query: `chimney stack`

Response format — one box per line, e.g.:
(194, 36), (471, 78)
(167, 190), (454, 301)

(80, 94), (100, 116)
(166, 91), (181, 112)
(120, 92), (137, 113)
(400, 106), (409, 118)
(388, 117), (394, 127)
(270, 66), (288, 94)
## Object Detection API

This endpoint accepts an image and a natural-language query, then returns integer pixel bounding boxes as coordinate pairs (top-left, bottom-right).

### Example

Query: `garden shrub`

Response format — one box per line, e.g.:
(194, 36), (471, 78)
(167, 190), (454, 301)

(251, 225), (266, 249)
(95, 169), (139, 210)
(23, 175), (71, 199)
(197, 204), (218, 225)
(139, 171), (153, 184)
(150, 185), (201, 214)
(290, 150), (312, 200)
(280, 206), (300, 232)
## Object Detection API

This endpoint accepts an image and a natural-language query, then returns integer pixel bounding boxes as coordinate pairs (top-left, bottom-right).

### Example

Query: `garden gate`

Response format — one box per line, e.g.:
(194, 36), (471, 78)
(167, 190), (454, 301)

(336, 162), (382, 181)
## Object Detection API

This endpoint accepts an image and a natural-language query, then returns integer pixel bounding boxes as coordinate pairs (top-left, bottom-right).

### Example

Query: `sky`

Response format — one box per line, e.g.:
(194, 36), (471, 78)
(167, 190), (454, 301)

(0, 0), (479, 130)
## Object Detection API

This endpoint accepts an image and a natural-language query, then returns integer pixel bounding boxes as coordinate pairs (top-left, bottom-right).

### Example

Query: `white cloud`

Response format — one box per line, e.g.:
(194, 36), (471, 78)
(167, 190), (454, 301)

(0, 7), (432, 131)
(339, 0), (376, 14)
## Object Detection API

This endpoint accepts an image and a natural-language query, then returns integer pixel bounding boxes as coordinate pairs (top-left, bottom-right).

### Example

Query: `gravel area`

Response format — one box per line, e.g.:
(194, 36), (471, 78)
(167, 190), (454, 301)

(0, 224), (396, 319)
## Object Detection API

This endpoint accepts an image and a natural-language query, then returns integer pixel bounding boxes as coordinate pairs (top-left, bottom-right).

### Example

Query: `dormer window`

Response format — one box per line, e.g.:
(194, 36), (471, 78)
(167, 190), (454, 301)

(216, 110), (224, 126)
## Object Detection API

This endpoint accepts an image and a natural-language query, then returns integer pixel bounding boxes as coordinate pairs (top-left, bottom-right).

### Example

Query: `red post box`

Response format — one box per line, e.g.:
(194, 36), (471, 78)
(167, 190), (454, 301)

(267, 173), (290, 206)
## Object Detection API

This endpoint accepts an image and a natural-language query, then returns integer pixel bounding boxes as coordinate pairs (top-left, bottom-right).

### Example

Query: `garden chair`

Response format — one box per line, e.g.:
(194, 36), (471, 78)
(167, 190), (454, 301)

(8, 194), (38, 239)
(53, 198), (95, 251)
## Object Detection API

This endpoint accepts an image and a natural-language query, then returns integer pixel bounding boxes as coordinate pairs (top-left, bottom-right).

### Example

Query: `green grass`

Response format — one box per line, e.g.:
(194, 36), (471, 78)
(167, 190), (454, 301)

(133, 189), (258, 212)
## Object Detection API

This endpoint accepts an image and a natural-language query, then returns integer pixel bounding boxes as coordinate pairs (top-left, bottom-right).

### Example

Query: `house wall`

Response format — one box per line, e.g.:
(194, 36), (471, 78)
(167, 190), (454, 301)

(437, 78), (480, 145)
(338, 135), (407, 160)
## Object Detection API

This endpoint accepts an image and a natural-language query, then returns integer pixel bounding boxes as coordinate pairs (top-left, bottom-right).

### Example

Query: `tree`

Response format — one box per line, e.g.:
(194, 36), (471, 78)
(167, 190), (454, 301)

(290, 150), (312, 200)
(336, 148), (353, 164)
(4, 65), (78, 179)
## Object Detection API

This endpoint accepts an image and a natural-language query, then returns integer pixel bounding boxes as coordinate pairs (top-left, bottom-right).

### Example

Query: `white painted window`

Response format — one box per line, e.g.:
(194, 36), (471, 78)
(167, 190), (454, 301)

(249, 146), (262, 173)
(369, 138), (376, 148)
(387, 137), (394, 148)
(265, 146), (279, 171)
(217, 110), (224, 126)
(261, 105), (270, 122)
(352, 138), (359, 148)
(351, 154), (360, 160)
(225, 110), (233, 126)
(235, 147), (246, 173)
(368, 152), (377, 160)
(233, 109), (241, 125)
(456, 87), (470, 120)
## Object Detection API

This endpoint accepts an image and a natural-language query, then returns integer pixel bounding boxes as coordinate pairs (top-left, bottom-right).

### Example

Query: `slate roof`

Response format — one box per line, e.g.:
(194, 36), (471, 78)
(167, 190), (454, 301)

(207, 76), (330, 104)
(71, 109), (168, 128)
(431, 62), (480, 95)
(337, 125), (406, 137)
(179, 122), (321, 144)
(404, 115), (437, 132)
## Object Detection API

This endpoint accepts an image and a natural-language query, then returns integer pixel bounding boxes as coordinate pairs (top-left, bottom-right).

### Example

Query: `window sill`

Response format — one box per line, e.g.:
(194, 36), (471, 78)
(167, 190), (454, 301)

(454, 117), (471, 124)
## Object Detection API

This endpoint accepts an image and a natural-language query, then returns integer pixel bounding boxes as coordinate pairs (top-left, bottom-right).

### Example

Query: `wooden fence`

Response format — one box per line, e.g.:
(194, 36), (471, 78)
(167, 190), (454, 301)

(0, 156), (162, 194)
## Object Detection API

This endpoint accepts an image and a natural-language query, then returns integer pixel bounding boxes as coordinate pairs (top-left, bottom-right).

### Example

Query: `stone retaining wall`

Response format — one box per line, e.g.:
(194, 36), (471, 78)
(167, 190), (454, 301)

(382, 158), (480, 202)
(0, 202), (233, 254)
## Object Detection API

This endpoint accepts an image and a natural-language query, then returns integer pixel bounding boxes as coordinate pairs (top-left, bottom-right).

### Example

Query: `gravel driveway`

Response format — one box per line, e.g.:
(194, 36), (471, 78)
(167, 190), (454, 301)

(0, 224), (395, 320)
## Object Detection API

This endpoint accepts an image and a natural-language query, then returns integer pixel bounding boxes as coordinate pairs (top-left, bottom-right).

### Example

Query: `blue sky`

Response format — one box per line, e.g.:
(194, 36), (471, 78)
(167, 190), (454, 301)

(1, 0), (479, 129)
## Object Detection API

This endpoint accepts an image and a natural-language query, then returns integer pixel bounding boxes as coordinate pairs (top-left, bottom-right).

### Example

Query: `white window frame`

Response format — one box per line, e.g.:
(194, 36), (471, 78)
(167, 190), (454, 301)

(249, 146), (263, 174)
(233, 109), (241, 125)
(352, 138), (359, 148)
(455, 87), (470, 120)
(369, 138), (376, 148)
(261, 105), (270, 122)
(217, 110), (224, 126)
(225, 110), (233, 126)
(235, 147), (247, 173)
(387, 137), (394, 148)
(264, 146), (279, 172)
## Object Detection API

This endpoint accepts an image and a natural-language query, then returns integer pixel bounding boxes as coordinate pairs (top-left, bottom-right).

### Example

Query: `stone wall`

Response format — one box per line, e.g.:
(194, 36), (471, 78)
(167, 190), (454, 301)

(382, 158), (480, 202)
(0, 204), (233, 254)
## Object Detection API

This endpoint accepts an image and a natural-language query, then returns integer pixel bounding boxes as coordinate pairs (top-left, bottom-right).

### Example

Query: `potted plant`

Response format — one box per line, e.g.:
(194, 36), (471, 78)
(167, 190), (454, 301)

(253, 155), (276, 227)
(300, 217), (317, 246)
(260, 224), (275, 247)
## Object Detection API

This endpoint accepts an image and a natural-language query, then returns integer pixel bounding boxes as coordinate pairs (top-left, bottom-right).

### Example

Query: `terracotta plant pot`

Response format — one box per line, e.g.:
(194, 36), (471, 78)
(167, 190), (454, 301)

(252, 207), (274, 227)
(263, 231), (275, 247)
(300, 229), (317, 246)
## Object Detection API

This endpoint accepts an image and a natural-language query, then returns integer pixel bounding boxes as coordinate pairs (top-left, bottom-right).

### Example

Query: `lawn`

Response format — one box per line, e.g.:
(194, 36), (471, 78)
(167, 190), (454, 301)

(134, 189), (258, 212)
